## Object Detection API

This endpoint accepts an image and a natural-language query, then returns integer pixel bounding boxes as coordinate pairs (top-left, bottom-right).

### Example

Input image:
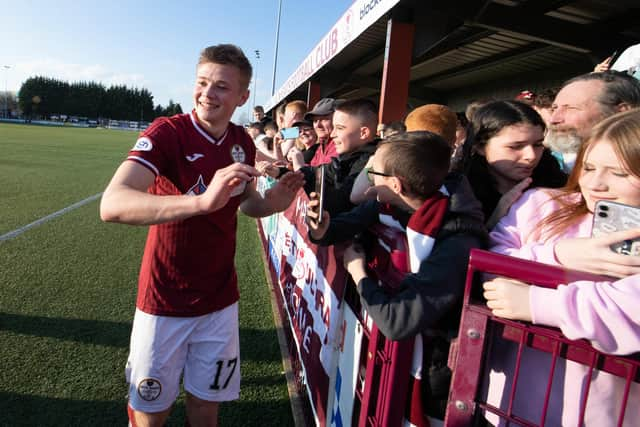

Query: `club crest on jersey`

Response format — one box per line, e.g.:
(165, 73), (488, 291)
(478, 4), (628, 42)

(132, 137), (153, 151)
(137, 378), (162, 401)
(230, 144), (246, 163)
(186, 175), (207, 195)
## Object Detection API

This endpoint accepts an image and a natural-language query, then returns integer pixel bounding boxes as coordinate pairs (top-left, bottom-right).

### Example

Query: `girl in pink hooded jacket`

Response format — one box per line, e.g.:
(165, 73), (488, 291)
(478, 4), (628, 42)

(482, 108), (640, 426)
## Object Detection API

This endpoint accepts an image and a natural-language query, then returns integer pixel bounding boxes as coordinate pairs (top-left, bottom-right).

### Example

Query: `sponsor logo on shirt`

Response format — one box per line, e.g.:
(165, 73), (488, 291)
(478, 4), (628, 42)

(132, 137), (153, 151)
(186, 153), (205, 162)
(230, 144), (246, 163)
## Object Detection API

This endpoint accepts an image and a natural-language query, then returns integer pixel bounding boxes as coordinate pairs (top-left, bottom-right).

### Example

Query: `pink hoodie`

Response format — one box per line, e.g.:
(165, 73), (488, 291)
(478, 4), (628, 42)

(483, 188), (640, 426)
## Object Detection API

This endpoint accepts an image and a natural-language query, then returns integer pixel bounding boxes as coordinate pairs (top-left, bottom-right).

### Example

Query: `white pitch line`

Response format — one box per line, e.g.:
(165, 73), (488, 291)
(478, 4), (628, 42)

(0, 192), (103, 242)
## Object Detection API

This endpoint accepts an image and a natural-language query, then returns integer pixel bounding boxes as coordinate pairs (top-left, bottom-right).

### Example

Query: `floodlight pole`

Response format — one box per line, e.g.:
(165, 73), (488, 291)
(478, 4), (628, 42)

(252, 50), (260, 111)
(270, 0), (282, 96)
(2, 65), (10, 119)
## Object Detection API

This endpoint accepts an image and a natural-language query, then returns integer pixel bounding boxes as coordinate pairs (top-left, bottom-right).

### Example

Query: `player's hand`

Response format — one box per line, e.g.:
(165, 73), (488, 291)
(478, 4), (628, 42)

(200, 163), (260, 213)
(554, 228), (640, 278)
(264, 170), (304, 212)
(255, 161), (280, 178)
(483, 278), (532, 321)
(343, 243), (367, 284)
(486, 177), (531, 229)
(306, 192), (330, 240)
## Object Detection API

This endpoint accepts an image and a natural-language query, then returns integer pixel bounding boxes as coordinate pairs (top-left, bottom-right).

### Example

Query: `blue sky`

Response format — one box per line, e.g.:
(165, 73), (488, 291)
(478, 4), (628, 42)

(1, 0), (350, 122)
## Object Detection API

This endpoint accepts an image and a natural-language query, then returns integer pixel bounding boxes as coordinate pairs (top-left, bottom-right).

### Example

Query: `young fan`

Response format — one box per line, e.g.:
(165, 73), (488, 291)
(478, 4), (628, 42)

(482, 109), (640, 426)
(307, 131), (487, 421)
(295, 98), (380, 216)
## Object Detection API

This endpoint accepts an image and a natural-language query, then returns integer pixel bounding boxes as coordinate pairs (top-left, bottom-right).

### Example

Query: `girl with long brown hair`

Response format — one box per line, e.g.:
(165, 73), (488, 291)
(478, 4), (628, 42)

(482, 108), (640, 426)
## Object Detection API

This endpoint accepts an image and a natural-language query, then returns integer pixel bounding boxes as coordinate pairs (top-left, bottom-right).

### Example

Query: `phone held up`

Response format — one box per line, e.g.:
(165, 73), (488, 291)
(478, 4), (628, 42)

(280, 127), (300, 140)
(314, 165), (326, 224)
(591, 200), (640, 256)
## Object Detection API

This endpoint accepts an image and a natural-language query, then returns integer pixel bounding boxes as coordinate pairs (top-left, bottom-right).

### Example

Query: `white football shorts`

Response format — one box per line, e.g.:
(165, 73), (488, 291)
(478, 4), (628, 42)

(126, 303), (240, 412)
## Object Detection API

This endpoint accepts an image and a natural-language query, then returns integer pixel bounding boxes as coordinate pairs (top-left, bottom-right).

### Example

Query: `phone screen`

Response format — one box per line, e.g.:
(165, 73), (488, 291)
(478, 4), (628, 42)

(281, 127), (300, 139)
(314, 165), (326, 223)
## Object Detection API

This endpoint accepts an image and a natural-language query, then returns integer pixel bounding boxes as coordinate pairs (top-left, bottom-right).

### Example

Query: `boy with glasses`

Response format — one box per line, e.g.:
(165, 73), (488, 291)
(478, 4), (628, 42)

(306, 131), (486, 423)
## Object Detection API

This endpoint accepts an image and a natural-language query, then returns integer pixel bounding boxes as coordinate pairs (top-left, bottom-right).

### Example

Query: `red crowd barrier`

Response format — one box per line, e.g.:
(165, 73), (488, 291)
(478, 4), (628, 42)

(258, 184), (639, 426)
(349, 224), (414, 426)
(444, 249), (640, 427)
(256, 188), (418, 426)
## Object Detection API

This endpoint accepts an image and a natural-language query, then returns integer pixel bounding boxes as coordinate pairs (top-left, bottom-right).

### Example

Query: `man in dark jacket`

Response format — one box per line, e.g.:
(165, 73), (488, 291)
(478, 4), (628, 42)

(299, 98), (379, 215)
(306, 132), (487, 421)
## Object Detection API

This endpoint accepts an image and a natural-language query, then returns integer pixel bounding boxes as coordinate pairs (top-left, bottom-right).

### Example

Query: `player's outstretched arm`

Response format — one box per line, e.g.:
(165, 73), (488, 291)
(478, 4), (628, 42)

(240, 171), (304, 217)
(100, 161), (196, 225)
(100, 161), (258, 225)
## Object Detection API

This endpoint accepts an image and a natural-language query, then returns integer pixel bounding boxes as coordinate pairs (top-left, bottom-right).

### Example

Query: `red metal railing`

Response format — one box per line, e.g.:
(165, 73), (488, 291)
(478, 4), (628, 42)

(351, 224), (414, 427)
(445, 249), (640, 427)
(258, 209), (417, 426)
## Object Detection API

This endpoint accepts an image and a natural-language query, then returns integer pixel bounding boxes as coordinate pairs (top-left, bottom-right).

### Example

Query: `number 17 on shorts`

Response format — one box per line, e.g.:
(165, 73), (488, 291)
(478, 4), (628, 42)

(126, 304), (241, 412)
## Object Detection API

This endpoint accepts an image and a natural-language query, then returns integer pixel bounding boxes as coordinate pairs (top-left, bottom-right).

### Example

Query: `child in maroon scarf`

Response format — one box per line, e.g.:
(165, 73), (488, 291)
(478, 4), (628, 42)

(307, 131), (487, 422)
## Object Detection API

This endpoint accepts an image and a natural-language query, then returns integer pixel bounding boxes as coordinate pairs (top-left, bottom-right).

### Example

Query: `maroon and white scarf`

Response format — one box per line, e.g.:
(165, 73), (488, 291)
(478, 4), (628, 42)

(378, 185), (450, 427)
(378, 186), (450, 272)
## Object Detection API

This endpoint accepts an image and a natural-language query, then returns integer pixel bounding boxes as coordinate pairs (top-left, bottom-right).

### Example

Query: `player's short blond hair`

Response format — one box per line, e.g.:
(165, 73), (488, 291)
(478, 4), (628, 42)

(198, 44), (252, 89)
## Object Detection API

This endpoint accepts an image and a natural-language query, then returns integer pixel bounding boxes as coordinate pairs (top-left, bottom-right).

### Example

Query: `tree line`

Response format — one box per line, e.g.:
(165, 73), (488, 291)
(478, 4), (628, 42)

(17, 76), (183, 121)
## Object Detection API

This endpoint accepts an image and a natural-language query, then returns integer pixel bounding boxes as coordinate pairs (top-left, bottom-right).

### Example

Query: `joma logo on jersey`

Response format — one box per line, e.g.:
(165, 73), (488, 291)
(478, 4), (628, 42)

(186, 153), (204, 162)
(186, 175), (207, 195)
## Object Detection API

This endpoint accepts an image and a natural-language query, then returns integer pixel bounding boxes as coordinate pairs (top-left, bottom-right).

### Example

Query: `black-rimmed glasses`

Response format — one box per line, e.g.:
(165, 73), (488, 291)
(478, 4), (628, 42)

(366, 168), (392, 184)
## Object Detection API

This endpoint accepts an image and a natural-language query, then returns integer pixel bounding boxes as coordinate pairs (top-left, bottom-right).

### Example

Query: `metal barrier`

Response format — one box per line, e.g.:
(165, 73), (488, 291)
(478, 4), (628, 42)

(256, 188), (418, 426)
(445, 249), (640, 427)
(350, 224), (415, 426)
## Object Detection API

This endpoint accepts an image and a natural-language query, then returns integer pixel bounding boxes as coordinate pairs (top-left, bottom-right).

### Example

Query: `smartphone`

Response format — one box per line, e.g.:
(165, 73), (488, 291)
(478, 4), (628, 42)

(609, 48), (626, 69)
(591, 200), (640, 256)
(314, 165), (326, 223)
(280, 127), (300, 139)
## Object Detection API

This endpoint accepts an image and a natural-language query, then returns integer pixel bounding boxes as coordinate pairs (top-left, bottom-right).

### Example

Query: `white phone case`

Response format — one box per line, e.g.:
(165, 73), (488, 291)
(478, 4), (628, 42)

(591, 200), (640, 256)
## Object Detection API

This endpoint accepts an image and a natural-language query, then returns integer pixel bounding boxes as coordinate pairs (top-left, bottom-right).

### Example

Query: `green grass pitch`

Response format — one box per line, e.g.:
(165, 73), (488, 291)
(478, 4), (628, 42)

(0, 123), (294, 426)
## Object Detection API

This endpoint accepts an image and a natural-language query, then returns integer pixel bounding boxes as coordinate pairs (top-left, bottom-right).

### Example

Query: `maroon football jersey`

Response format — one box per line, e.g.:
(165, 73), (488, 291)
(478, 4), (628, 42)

(127, 111), (256, 316)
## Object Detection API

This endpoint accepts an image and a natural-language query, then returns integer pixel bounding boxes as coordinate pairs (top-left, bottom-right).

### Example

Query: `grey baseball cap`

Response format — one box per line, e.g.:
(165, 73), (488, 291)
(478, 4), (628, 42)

(304, 98), (343, 120)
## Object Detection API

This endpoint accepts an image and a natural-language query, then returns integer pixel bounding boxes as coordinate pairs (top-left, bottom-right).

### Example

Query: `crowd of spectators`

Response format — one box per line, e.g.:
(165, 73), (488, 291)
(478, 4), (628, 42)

(246, 55), (640, 424)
